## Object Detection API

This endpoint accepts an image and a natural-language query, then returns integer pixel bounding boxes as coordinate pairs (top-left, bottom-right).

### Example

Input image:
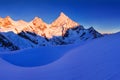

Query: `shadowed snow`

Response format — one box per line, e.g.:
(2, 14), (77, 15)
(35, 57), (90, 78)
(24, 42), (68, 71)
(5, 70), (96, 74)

(0, 32), (120, 80)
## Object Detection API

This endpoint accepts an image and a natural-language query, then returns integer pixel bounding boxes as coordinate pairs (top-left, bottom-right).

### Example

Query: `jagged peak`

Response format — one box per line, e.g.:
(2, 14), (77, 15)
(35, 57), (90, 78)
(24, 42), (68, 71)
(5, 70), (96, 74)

(4, 16), (14, 22)
(60, 12), (68, 17)
(51, 12), (80, 28)
(31, 16), (47, 27)
(88, 26), (95, 30)
(32, 16), (45, 24)
(33, 17), (43, 21)
(34, 16), (39, 19)
(5, 16), (11, 18)
(88, 26), (99, 34)
(0, 16), (14, 21)
(4, 16), (12, 20)
(52, 12), (74, 23)
(58, 12), (70, 20)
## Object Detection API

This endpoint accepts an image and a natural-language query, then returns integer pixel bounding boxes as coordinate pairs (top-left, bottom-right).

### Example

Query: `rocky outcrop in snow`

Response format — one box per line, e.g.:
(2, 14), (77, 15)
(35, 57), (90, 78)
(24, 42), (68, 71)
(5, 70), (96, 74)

(0, 12), (103, 51)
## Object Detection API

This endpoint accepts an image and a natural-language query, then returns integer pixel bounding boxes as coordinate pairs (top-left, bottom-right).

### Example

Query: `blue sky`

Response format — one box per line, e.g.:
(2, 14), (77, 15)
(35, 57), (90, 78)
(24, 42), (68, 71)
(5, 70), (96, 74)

(0, 0), (120, 33)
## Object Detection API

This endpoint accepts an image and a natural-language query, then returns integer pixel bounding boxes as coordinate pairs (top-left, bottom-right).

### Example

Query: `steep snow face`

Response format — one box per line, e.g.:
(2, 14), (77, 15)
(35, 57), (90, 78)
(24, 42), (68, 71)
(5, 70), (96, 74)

(51, 12), (79, 29)
(49, 26), (102, 45)
(0, 16), (28, 33)
(0, 16), (14, 28)
(0, 26), (102, 51)
(1, 32), (36, 49)
(0, 12), (81, 38)
(0, 32), (119, 80)
(0, 32), (19, 51)
(23, 17), (48, 36)
(47, 12), (80, 38)
(14, 20), (28, 33)
(18, 31), (49, 46)
(0, 12), (102, 51)
(0, 16), (16, 32)
(0, 32), (36, 51)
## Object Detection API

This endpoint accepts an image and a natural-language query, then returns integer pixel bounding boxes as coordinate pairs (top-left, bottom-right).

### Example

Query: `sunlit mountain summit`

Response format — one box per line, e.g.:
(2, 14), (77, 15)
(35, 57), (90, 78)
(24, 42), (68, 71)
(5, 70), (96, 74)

(0, 12), (102, 51)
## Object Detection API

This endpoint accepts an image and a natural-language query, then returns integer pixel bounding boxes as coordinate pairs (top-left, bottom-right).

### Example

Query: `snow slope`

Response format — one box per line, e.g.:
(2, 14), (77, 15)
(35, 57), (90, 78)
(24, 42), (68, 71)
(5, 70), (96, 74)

(1, 46), (74, 67)
(0, 32), (120, 80)
(0, 13), (102, 51)
(1, 32), (36, 49)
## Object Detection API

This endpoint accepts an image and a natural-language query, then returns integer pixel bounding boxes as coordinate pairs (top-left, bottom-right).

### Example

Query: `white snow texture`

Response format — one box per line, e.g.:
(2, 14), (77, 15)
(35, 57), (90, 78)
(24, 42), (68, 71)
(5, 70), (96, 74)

(0, 32), (120, 80)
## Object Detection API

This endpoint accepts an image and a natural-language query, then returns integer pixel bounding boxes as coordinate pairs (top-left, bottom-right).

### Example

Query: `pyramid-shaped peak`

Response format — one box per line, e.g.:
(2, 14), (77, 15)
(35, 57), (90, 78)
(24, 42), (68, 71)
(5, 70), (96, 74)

(33, 17), (43, 22)
(4, 16), (14, 21)
(52, 12), (71, 22)
(6, 16), (11, 18)
(34, 16), (40, 19)
(59, 12), (68, 18)
(51, 12), (80, 29)
(88, 26), (95, 30)
(5, 16), (12, 19)
(32, 16), (47, 26)
(60, 12), (66, 16)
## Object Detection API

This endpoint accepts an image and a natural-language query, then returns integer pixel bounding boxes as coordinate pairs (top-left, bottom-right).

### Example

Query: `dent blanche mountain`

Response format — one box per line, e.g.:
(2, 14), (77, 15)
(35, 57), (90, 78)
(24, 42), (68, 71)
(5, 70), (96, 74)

(0, 12), (102, 51)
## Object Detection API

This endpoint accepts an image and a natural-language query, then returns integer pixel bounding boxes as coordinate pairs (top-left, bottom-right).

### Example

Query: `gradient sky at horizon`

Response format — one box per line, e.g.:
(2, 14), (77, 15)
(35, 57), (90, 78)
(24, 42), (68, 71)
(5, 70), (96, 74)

(0, 0), (120, 33)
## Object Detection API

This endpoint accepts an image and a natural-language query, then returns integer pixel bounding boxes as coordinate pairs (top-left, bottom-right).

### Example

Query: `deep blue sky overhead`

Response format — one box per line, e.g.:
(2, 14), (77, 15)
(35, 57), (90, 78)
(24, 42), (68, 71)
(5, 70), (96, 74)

(0, 0), (120, 33)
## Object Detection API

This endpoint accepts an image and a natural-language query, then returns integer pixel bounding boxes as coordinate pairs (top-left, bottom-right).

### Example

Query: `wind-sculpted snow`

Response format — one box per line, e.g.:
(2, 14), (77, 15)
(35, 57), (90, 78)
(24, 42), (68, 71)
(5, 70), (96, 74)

(0, 32), (120, 80)
(1, 45), (78, 67)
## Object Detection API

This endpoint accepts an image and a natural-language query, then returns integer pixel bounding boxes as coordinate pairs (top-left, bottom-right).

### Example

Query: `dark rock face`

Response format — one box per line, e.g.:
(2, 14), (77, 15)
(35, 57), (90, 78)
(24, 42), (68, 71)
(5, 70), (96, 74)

(0, 33), (19, 51)
(0, 25), (103, 51)
(0, 13), (103, 51)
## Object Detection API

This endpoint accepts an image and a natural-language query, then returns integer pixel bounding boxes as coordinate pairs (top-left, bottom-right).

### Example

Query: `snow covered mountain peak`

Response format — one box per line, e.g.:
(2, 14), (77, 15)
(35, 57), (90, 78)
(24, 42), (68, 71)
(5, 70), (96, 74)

(60, 12), (68, 18)
(51, 12), (79, 29)
(32, 17), (43, 22)
(32, 16), (47, 26)
(4, 16), (13, 20)
(88, 26), (94, 30)
(0, 13), (103, 51)
(0, 16), (14, 28)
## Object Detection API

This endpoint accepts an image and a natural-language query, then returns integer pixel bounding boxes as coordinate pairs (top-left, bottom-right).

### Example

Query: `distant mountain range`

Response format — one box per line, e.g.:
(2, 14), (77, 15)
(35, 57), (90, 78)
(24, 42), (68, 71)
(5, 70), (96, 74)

(0, 12), (102, 51)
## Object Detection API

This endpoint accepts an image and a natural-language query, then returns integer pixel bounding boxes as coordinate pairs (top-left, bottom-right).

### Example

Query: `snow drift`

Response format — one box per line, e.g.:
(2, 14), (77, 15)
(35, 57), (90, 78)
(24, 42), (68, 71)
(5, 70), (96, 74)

(0, 32), (120, 80)
(1, 46), (74, 67)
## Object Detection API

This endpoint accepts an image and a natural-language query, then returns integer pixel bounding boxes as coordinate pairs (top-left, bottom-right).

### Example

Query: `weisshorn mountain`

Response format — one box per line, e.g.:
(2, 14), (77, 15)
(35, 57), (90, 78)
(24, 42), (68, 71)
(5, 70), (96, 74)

(0, 12), (102, 51)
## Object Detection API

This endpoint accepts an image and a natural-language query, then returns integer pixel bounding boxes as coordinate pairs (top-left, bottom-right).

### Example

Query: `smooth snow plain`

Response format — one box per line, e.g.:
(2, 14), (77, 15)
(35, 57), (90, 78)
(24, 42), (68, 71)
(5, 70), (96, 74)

(0, 32), (120, 80)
